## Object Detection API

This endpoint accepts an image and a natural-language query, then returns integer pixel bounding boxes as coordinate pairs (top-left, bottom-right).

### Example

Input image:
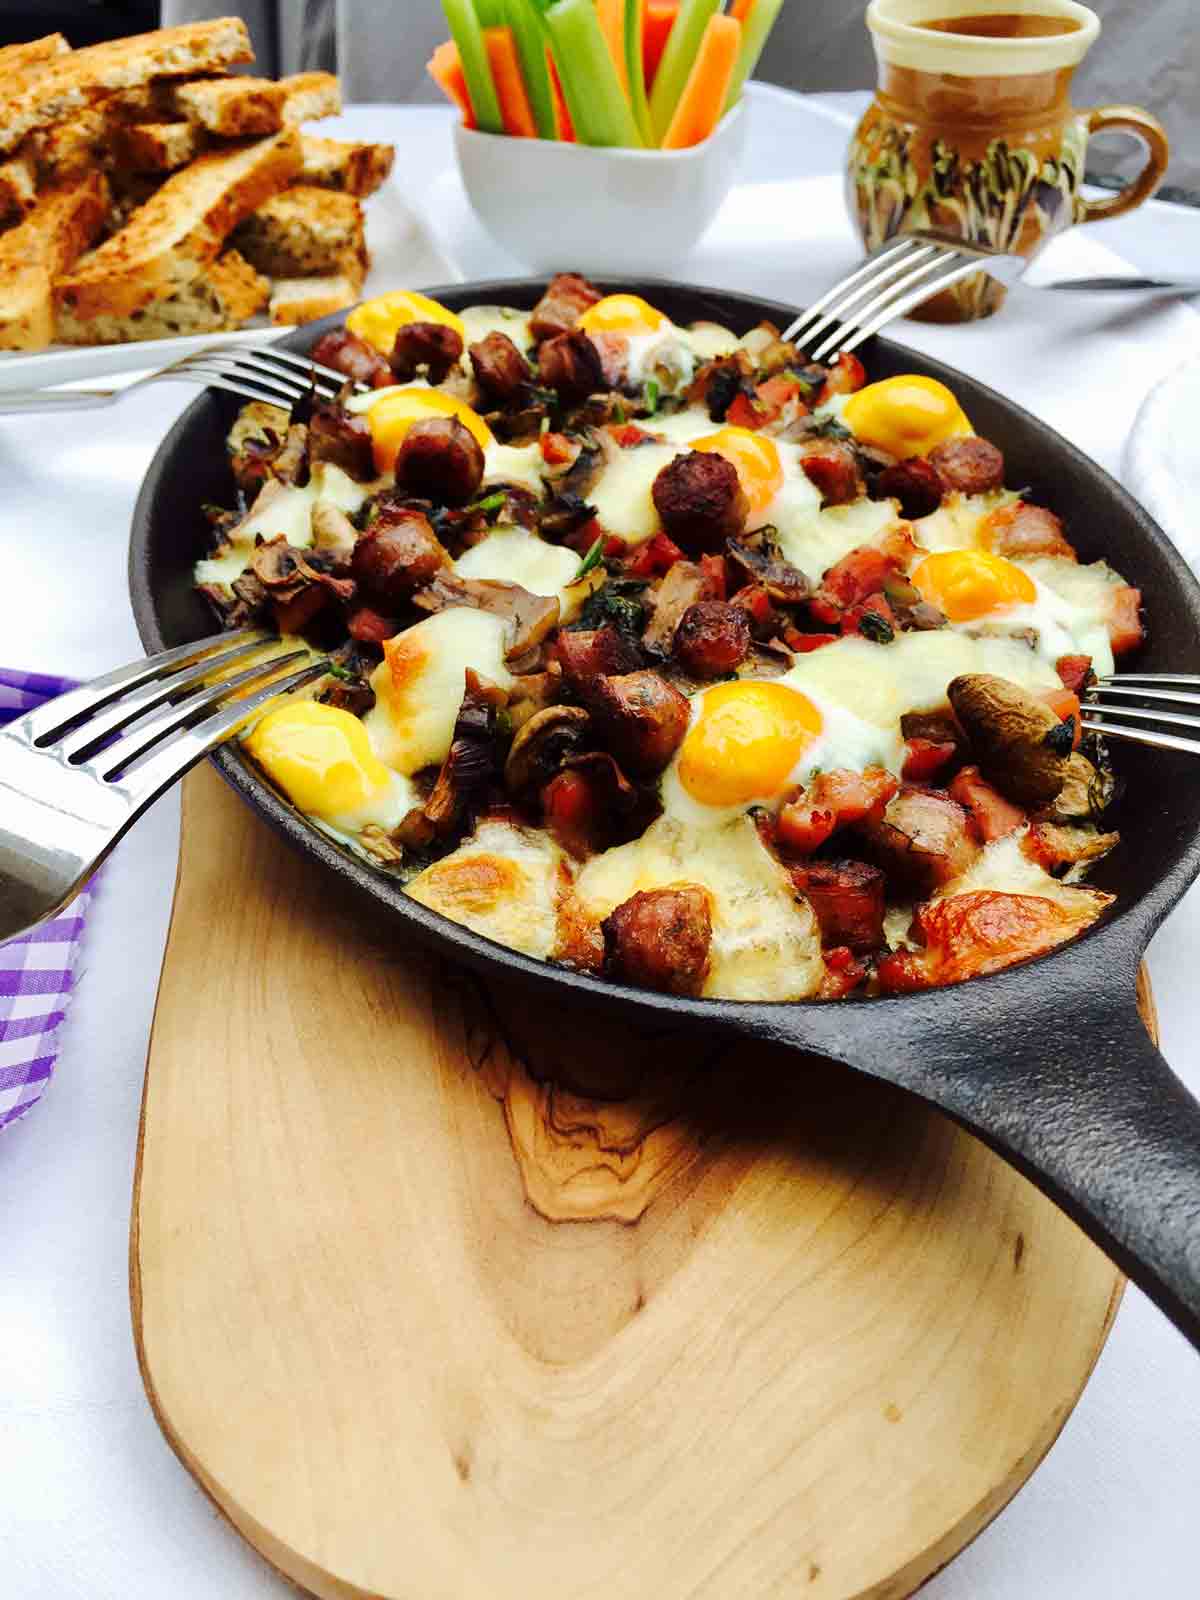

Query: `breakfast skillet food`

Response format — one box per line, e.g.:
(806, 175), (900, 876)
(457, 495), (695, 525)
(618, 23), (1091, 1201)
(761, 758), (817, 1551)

(193, 272), (1141, 1002)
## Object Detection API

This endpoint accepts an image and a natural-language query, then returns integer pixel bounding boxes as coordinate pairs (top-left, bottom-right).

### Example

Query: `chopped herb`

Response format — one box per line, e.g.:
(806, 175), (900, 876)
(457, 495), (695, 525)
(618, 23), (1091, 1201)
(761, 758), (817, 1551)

(644, 378), (660, 415)
(575, 534), (605, 580)
(857, 609), (895, 644)
(469, 491), (507, 514)
(325, 660), (356, 683)
(574, 584), (646, 638)
(540, 415), (551, 435)
(612, 398), (626, 424)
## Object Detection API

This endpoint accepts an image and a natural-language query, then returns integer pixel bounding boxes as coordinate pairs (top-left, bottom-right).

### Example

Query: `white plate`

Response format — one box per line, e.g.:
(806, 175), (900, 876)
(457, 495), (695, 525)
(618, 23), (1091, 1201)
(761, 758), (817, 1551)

(1124, 352), (1200, 572)
(0, 118), (460, 393)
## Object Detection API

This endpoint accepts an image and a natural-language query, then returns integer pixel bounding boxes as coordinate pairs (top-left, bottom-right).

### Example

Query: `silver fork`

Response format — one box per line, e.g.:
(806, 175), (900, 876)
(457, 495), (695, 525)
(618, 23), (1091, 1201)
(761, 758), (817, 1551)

(0, 630), (327, 942)
(1083, 675), (1200, 757)
(0, 342), (369, 415)
(782, 232), (1026, 362)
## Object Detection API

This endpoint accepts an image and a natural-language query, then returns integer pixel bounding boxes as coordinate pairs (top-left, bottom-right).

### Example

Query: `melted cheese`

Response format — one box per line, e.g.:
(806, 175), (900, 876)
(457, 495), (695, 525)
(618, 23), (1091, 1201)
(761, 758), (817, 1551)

(406, 818), (566, 959)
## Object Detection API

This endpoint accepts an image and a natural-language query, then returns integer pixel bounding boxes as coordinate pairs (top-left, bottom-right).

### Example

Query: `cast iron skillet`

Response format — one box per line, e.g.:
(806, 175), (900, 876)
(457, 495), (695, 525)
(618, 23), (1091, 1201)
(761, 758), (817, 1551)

(131, 278), (1200, 1348)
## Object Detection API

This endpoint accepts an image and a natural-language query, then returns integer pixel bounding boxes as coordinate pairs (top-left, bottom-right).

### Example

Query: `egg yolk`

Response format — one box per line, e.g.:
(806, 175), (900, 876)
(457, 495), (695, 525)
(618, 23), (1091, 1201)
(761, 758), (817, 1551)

(366, 387), (493, 473)
(912, 550), (1037, 623)
(245, 701), (391, 823)
(842, 375), (972, 459)
(691, 427), (784, 517)
(578, 294), (669, 336)
(679, 681), (823, 807)
(346, 290), (466, 354)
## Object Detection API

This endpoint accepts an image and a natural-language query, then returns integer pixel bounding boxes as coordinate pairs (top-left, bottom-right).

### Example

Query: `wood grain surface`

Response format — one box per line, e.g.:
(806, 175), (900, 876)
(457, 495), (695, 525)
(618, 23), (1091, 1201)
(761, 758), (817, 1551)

(131, 765), (1140, 1600)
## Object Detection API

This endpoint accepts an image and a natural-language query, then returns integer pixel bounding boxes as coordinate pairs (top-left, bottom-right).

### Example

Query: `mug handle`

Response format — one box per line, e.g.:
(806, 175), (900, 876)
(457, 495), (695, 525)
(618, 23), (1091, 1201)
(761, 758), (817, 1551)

(1078, 105), (1170, 223)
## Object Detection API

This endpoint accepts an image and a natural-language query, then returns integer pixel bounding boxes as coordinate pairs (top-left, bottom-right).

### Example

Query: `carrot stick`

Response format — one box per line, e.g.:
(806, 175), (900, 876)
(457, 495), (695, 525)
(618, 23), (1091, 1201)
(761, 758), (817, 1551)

(484, 26), (537, 137)
(643, 2), (679, 90)
(547, 50), (576, 142)
(427, 39), (477, 130)
(597, 0), (629, 95)
(660, 12), (740, 149)
(731, 0), (754, 21)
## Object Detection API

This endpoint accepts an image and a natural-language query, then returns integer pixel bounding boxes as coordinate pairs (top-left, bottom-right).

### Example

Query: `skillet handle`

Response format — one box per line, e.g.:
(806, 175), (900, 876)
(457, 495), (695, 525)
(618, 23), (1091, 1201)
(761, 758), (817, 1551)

(750, 962), (1200, 1350)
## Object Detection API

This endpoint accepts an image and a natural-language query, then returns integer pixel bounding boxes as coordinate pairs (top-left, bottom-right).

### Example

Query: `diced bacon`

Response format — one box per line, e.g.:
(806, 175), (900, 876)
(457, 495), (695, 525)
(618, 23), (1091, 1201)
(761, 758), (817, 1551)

(777, 767), (899, 856)
(818, 945), (870, 999)
(733, 584), (776, 629)
(1021, 821), (1120, 872)
(699, 552), (728, 599)
(1107, 586), (1144, 656)
(877, 889), (1107, 992)
(627, 530), (685, 578)
(948, 765), (1027, 843)
(809, 544), (901, 623)
(816, 351), (866, 404)
(1036, 687), (1082, 749)
(553, 625), (642, 685)
(857, 785), (977, 893)
(1056, 653), (1093, 693)
(840, 592), (897, 641)
(902, 737), (957, 782)
(345, 604), (399, 644)
(981, 501), (1077, 561)
(789, 859), (886, 953)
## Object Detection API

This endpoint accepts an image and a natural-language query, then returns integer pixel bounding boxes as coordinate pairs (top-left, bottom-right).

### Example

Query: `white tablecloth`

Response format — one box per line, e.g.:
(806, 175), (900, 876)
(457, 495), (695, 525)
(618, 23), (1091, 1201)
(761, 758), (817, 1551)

(5, 91), (1200, 1600)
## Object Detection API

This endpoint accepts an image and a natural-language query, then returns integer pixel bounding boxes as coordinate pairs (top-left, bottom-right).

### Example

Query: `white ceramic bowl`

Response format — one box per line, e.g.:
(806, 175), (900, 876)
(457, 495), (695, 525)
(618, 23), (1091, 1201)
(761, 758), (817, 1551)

(452, 104), (746, 275)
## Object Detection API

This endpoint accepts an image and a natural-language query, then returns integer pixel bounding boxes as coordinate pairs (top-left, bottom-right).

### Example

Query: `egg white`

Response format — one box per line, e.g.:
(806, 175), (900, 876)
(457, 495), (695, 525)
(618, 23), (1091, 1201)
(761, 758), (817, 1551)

(453, 524), (599, 621)
(458, 303), (533, 356)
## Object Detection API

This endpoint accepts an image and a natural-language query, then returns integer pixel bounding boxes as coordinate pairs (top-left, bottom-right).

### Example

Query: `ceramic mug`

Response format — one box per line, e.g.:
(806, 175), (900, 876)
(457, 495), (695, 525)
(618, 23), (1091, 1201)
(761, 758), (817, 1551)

(848, 0), (1170, 321)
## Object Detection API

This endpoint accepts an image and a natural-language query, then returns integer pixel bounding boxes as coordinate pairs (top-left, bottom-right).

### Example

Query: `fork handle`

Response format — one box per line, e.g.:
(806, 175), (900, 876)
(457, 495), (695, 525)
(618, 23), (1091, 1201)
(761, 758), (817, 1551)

(0, 388), (116, 413)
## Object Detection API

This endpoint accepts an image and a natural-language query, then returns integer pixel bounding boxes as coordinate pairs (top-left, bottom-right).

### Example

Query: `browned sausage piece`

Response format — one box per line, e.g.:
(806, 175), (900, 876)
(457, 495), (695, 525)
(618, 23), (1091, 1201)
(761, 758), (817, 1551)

(799, 444), (860, 506)
(308, 400), (375, 479)
(603, 886), (712, 997)
(588, 669), (690, 775)
(672, 600), (751, 678)
(390, 321), (464, 384)
(554, 625), (643, 686)
(651, 450), (748, 554)
(310, 327), (393, 388)
(530, 271), (602, 342)
(351, 509), (450, 605)
(876, 456), (943, 520)
(393, 416), (485, 505)
(469, 330), (530, 402)
(856, 785), (977, 895)
(982, 501), (1077, 561)
(789, 860), (886, 953)
(537, 328), (604, 402)
(928, 436), (1005, 496)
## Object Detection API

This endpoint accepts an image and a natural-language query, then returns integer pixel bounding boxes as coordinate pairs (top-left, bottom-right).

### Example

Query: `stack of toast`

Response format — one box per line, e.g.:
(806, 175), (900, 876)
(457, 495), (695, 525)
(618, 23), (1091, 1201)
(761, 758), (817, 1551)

(0, 17), (395, 350)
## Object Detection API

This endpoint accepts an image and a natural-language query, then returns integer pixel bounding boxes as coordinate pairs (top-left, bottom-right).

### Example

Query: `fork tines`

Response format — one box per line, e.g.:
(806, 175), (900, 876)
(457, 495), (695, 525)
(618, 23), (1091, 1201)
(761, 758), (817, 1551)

(166, 343), (370, 410)
(1083, 676), (1200, 758)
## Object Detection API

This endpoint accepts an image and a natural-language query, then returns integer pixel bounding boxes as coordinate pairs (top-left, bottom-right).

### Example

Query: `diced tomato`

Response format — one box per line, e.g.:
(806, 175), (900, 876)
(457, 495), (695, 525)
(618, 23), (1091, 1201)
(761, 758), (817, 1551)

(609, 421), (653, 448)
(345, 604), (399, 644)
(784, 626), (838, 653)
(604, 535), (625, 557)
(754, 374), (807, 421)
(1056, 653), (1093, 693)
(902, 737), (957, 782)
(627, 530), (685, 577)
(810, 544), (901, 623)
(1036, 687), (1082, 749)
(699, 552), (728, 599)
(726, 390), (766, 430)
(1107, 585), (1144, 656)
(948, 765), (1027, 843)
(818, 946), (870, 999)
(841, 592), (897, 641)
(816, 351), (866, 404)
(541, 769), (598, 859)
(876, 889), (1107, 992)
(540, 430), (576, 465)
(563, 516), (604, 555)
(733, 584), (776, 628)
(777, 767), (899, 855)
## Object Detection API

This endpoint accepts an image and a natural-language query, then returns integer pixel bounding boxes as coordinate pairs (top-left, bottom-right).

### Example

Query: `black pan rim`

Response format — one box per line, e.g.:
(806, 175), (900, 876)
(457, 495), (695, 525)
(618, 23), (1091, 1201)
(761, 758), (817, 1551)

(128, 274), (1200, 1034)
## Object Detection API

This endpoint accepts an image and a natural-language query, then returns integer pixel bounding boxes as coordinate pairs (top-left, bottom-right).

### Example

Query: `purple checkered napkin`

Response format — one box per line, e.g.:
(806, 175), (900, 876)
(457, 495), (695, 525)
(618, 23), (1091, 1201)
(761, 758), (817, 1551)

(0, 668), (94, 1131)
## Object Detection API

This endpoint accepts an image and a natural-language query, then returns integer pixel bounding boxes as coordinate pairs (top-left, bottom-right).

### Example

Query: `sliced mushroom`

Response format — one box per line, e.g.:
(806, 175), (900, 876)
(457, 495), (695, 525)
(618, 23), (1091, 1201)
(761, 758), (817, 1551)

(726, 527), (810, 604)
(412, 571), (561, 661)
(417, 669), (508, 839)
(948, 673), (1071, 807)
(503, 704), (590, 796)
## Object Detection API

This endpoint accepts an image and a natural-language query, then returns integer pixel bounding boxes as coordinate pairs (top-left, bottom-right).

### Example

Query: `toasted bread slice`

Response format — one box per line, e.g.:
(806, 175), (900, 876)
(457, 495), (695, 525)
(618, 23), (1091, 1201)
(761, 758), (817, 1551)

(268, 249), (366, 325)
(279, 72), (342, 126)
(295, 134), (393, 198)
(25, 105), (109, 181)
(0, 18), (253, 156)
(56, 246), (268, 344)
(0, 172), (109, 349)
(233, 183), (363, 277)
(169, 75), (286, 137)
(0, 34), (70, 78)
(54, 129), (300, 322)
(112, 120), (205, 172)
(0, 150), (37, 225)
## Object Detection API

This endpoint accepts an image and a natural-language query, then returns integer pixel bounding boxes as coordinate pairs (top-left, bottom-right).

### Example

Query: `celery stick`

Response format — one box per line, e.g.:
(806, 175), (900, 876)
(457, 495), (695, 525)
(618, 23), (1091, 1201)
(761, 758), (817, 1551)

(724, 0), (785, 112)
(624, 0), (654, 147)
(505, 0), (557, 139)
(543, 0), (644, 147)
(442, 0), (503, 134)
(648, 0), (718, 144)
(473, 0), (506, 21)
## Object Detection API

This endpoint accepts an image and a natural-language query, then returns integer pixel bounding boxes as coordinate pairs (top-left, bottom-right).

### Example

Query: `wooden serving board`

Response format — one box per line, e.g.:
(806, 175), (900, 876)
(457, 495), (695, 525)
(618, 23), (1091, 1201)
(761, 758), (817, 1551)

(131, 765), (1142, 1600)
